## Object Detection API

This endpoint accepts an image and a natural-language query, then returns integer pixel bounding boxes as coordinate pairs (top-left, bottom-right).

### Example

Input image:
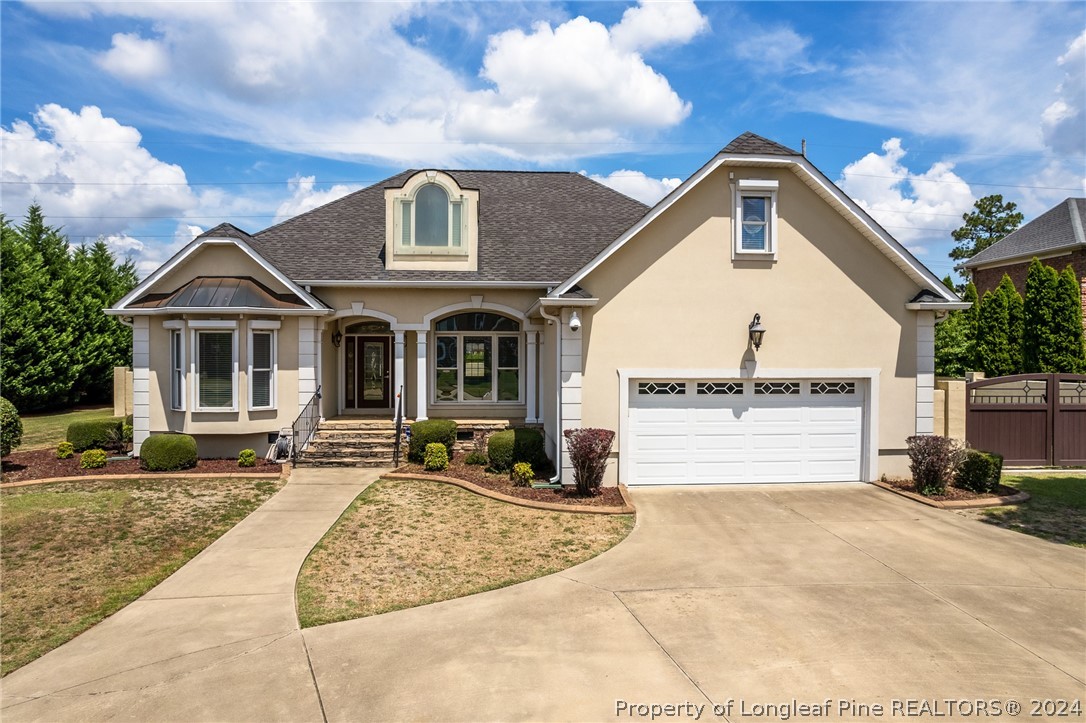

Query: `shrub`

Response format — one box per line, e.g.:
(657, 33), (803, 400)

(238, 449), (257, 467)
(487, 428), (546, 472)
(67, 417), (124, 452)
(564, 428), (615, 496)
(56, 441), (75, 459)
(0, 397), (23, 457)
(122, 423), (134, 444)
(906, 434), (962, 496)
(80, 449), (108, 469)
(955, 449), (1003, 494)
(511, 462), (534, 487)
(408, 419), (457, 463)
(464, 451), (488, 466)
(423, 442), (449, 471)
(140, 434), (198, 471)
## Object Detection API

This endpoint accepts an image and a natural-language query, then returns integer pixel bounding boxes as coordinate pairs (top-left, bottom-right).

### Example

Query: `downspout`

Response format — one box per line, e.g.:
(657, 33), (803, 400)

(538, 304), (562, 484)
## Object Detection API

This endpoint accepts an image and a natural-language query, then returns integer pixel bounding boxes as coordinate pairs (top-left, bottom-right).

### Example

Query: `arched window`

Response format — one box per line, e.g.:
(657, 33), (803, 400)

(434, 313), (521, 403)
(415, 185), (449, 247)
(397, 179), (466, 253)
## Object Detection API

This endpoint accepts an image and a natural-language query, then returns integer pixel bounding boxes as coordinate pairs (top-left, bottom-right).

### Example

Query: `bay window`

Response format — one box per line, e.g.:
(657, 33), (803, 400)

(433, 312), (520, 403)
(248, 322), (278, 410)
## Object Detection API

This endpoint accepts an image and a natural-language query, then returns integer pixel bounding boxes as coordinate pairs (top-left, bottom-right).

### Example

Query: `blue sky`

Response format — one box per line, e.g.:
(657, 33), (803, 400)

(2, 1), (1083, 280)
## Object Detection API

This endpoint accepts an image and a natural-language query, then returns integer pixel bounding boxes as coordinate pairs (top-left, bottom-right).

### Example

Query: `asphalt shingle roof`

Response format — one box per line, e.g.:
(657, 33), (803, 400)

(240, 171), (649, 283)
(962, 198), (1086, 268)
(722, 132), (800, 156)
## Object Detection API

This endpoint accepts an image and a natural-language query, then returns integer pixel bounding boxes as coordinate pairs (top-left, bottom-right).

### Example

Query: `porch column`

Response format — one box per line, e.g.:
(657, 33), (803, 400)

(298, 316), (319, 414)
(393, 330), (405, 416)
(415, 330), (428, 421)
(915, 311), (935, 434)
(526, 331), (538, 423)
(131, 317), (151, 456)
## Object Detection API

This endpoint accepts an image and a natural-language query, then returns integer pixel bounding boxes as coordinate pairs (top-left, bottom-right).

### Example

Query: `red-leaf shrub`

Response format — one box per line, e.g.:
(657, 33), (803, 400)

(563, 428), (615, 496)
(906, 434), (962, 496)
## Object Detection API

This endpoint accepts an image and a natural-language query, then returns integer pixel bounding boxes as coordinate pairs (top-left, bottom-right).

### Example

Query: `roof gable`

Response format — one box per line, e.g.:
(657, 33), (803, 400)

(722, 131), (800, 156)
(961, 198), (1086, 268)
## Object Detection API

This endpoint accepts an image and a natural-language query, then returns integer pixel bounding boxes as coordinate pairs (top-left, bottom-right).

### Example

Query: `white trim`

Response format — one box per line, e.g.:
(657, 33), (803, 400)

(394, 330), (406, 414)
(732, 183), (778, 259)
(551, 152), (958, 302)
(169, 328), (186, 412)
(915, 311), (935, 435)
(247, 325), (277, 411)
(110, 235), (328, 312)
(616, 367), (880, 484)
(249, 319), (282, 330)
(295, 280), (556, 288)
(905, 301), (972, 311)
(430, 330), (523, 406)
(737, 178), (779, 192)
(132, 317), (151, 456)
(422, 300), (530, 326)
(328, 306), (399, 325)
(192, 327), (239, 413)
(526, 331), (539, 424)
(415, 331), (428, 421)
(107, 307), (325, 317)
(162, 320), (185, 330)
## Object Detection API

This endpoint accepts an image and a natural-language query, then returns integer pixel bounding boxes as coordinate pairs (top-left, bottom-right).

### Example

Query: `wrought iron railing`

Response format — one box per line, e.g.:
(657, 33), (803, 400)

(392, 385), (405, 467)
(291, 385), (322, 462)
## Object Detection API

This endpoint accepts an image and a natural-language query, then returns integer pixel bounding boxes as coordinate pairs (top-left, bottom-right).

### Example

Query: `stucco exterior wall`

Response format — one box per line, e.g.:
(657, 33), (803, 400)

(574, 164), (924, 481)
(154, 244), (291, 295)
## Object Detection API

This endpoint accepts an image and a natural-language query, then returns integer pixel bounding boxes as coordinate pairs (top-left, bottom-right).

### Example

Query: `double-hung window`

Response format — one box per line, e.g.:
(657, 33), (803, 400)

(734, 179), (779, 258)
(248, 321), (279, 410)
(191, 321), (238, 411)
(433, 312), (521, 403)
(170, 329), (185, 411)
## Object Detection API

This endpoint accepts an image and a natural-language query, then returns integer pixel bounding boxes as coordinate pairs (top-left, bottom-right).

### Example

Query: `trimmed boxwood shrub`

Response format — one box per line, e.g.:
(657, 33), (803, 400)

(423, 442), (449, 471)
(67, 417), (124, 452)
(955, 449), (1003, 494)
(464, 450), (488, 466)
(80, 449), (108, 469)
(1, 397), (23, 457)
(238, 449), (257, 467)
(140, 433), (198, 471)
(56, 441), (75, 459)
(408, 419), (457, 463)
(487, 428), (546, 472)
(511, 462), (534, 487)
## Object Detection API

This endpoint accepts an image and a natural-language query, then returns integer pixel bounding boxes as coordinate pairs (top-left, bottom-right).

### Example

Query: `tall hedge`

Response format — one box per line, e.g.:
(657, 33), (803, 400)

(975, 287), (1015, 377)
(1023, 258), (1060, 373)
(1052, 265), (1086, 373)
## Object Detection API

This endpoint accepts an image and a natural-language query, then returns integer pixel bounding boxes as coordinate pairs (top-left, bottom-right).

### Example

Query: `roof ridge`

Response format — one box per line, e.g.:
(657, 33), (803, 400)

(722, 131), (800, 156)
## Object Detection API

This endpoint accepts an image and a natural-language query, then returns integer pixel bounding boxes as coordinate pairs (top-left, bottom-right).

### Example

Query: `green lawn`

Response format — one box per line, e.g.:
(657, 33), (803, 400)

(1, 477), (283, 675)
(18, 406), (115, 451)
(969, 474), (1086, 547)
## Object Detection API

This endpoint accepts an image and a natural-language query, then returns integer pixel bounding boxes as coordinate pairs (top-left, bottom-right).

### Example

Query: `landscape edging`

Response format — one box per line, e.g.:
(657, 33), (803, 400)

(383, 471), (635, 515)
(871, 479), (1030, 509)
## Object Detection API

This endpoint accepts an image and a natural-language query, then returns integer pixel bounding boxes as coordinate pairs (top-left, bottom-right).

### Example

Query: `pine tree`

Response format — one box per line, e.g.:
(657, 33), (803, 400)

(997, 274), (1024, 373)
(1051, 265), (1086, 373)
(975, 288), (1017, 376)
(949, 195), (1024, 261)
(1023, 258), (1061, 373)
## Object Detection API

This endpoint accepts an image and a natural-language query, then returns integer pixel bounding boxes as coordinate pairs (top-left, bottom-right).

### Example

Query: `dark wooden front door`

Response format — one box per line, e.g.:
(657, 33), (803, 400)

(345, 336), (391, 409)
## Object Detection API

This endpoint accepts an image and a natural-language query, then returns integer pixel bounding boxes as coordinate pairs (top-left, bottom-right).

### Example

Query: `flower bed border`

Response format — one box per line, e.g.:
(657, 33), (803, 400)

(871, 479), (1030, 509)
(383, 471), (635, 515)
(0, 463), (291, 489)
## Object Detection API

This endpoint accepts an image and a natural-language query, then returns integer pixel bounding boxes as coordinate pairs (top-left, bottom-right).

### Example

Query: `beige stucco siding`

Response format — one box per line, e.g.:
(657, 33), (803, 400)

(154, 244), (292, 295)
(575, 164), (922, 480)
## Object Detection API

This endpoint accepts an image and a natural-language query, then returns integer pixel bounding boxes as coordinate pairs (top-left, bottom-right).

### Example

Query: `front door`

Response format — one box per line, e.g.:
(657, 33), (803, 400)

(345, 336), (391, 409)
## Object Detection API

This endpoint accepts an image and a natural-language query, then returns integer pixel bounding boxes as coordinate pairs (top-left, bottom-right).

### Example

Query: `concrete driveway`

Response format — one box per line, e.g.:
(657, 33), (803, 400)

(3, 482), (1084, 722)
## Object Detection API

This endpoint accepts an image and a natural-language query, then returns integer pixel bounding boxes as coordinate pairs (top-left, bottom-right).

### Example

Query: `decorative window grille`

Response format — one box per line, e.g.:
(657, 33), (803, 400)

(811, 381), (855, 395)
(754, 381), (800, 395)
(697, 381), (743, 395)
(638, 382), (687, 395)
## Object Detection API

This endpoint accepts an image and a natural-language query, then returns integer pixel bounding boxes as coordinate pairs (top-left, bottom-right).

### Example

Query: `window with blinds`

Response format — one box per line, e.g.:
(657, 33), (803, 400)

(170, 330), (184, 410)
(250, 330), (274, 409)
(197, 331), (234, 409)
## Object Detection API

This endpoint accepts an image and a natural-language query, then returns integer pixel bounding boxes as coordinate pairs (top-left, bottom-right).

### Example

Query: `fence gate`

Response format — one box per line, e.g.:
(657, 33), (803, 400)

(966, 374), (1086, 466)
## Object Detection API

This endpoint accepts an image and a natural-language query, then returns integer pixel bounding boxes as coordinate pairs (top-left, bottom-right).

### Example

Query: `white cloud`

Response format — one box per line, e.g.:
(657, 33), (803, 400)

(33, 1), (701, 164)
(274, 176), (360, 223)
(97, 32), (170, 81)
(0, 104), (198, 238)
(610, 0), (709, 52)
(1042, 31), (1085, 156)
(733, 27), (824, 75)
(837, 139), (975, 251)
(588, 170), (681, 205)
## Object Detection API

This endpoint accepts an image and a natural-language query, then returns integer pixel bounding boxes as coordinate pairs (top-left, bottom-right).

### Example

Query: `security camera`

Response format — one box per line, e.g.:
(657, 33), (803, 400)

(569, 311), (582, 332)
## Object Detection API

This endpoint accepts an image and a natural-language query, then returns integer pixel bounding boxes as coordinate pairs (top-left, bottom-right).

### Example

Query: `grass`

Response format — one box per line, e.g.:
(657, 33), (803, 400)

(0, 476), (283, 676)
(966, 474), (1086, 548)
(18, 406), (115, 451)
(296, 478), (633, 628)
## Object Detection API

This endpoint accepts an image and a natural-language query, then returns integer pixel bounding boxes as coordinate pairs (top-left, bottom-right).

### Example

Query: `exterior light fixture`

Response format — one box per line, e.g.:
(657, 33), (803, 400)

(332, 330), (343, 348)
(748, 313), (765, 350)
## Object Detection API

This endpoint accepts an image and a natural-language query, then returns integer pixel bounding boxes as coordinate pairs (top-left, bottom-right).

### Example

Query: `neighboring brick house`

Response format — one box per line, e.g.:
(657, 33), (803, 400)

(959, 198), (1086, 325)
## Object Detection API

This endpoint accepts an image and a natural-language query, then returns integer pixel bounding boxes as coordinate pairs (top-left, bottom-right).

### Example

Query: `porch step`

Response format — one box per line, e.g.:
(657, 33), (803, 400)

(295, 419), (404, 468)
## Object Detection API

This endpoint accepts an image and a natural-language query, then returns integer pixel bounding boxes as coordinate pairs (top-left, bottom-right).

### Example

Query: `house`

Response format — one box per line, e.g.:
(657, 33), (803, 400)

(958, 198), (1086, 322)
(107, 132), (966, 486)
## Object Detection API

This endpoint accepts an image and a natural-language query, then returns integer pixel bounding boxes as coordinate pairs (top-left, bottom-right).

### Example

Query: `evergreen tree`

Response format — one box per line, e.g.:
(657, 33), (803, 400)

(949, 195), (1024, 261)
(934, 276), (971, 377)
(1023, 258), (1061, 373)
(1051, 265), (1086, 373)
(960, 281), (980, 371)
(975, 288), (1017, 376)
(997, 274), (1024, 372)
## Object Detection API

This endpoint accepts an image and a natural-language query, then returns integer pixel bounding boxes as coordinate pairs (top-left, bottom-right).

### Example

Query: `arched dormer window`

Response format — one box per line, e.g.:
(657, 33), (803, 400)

(395, 176), (468, 255)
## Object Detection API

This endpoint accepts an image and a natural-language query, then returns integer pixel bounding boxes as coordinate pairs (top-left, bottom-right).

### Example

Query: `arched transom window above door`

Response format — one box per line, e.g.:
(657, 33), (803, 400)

(386, 171), (479, 271)
(433, 312), (522, 404)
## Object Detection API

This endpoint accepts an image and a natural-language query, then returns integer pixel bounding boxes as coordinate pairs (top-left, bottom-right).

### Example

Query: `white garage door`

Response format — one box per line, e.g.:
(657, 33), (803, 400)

(627, 379), (864, 485)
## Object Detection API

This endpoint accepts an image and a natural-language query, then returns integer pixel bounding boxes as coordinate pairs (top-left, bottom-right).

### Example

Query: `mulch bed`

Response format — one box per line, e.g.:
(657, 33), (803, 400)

(880, 477), (1018, 502)
(397, 459), (625, 508)
(1, 448), (281, 484)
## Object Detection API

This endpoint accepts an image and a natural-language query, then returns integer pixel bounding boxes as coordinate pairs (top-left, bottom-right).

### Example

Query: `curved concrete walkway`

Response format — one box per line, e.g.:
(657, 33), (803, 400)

(2, 467), (383, 722)
(4, 480), (1084, 722)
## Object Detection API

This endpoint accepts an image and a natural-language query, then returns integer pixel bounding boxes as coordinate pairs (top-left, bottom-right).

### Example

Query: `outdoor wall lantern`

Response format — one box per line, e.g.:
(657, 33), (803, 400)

(748, 313), (766, 351)
(332, 330), (343, 348)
